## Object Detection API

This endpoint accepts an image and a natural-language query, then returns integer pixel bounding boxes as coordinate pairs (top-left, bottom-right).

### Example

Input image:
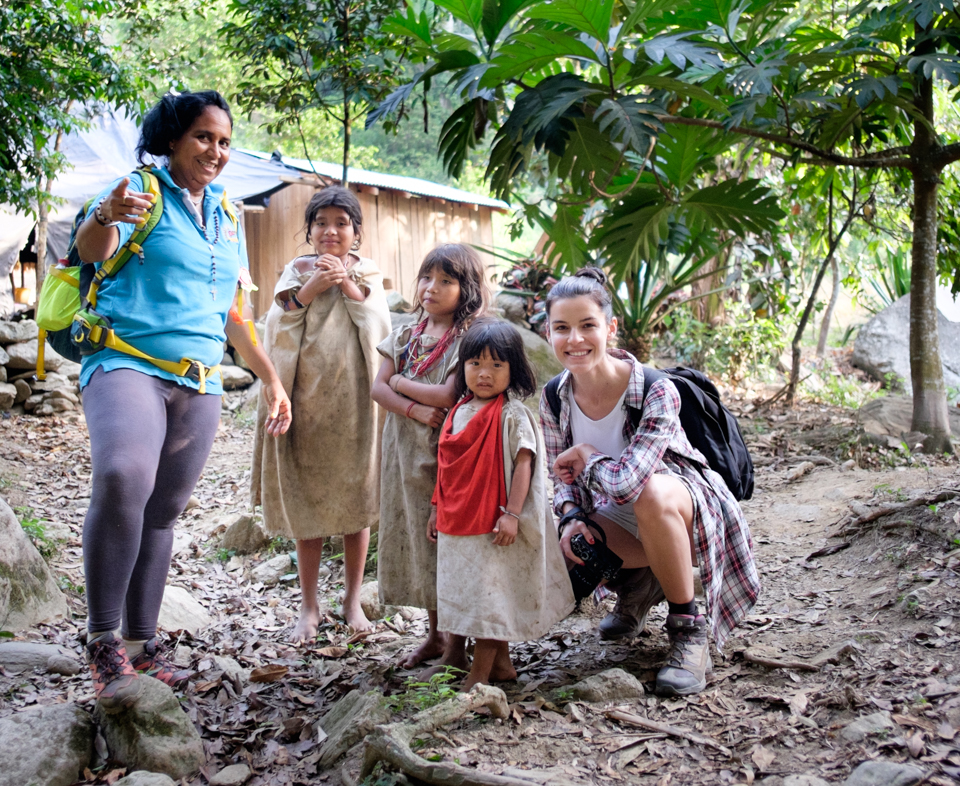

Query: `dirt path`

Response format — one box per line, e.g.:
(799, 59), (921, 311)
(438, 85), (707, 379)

(1, 404), (959, 785)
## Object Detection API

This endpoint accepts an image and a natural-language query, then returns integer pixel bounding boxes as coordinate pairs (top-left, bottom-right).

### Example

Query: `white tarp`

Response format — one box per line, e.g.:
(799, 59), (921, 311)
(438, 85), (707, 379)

(0, 110), (295, 280)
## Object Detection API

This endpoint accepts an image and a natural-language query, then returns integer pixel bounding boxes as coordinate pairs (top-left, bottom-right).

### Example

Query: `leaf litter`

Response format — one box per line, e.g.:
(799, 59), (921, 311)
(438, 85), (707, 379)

(0, 397), (959, 784)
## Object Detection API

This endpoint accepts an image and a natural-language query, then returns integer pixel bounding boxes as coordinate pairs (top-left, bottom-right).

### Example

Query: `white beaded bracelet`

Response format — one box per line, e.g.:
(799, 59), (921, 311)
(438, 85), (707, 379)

(499, 506), (520, 520)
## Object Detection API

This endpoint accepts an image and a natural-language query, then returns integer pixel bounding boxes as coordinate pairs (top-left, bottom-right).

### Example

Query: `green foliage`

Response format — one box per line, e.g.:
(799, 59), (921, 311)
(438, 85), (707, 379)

(0, 0), (152, 213)
(390, 667), (463, 712)
(802, 365), (884, 409)
(16, 507), (57, 560)
(861, 246), (911, 314)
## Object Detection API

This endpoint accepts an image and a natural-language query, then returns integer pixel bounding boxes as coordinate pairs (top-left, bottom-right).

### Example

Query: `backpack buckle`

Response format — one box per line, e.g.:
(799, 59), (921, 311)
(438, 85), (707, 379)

(183, 359), (207, 382)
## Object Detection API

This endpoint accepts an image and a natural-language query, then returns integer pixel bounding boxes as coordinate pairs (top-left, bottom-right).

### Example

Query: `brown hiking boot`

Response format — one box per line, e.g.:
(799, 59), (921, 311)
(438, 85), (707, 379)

(86, 632), (144, 713)
(598, 567), (666, 640)
(129, 637), (191, 689)
(655, 614), (712, 697)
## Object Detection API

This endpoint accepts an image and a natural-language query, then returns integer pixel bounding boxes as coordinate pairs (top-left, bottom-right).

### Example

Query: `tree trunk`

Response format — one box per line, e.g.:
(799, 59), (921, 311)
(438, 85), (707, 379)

(34, 125), (66, 301)
(908, 30), (953, 453)
(816, 256), (840, 357)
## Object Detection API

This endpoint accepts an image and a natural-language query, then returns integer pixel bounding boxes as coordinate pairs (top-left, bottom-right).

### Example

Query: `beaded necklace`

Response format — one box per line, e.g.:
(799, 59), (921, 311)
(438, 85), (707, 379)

(203, 207), (221, 301)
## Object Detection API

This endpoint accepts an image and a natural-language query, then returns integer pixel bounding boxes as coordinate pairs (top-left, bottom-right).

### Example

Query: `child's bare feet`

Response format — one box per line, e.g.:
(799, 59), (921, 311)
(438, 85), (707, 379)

(463, 640), (514, 690)
(398, 632), (446, 669)
(417, 638), (469, 681)
(343, 598), (374, 633)
(290, 608), (320, 644)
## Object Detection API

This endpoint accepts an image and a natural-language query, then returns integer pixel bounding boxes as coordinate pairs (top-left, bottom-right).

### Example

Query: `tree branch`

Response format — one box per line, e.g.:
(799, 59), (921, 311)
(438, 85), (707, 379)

(936, 142), (960, 168)
(660, 116), (913, 169)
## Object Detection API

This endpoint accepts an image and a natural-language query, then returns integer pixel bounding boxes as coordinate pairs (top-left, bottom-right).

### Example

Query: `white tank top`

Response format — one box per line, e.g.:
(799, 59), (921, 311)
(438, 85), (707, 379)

(569, 386), (629, 459)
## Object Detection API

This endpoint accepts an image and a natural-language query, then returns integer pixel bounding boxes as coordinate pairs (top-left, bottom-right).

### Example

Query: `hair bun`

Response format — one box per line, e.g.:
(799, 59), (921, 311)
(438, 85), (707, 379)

(574, 266), (607, 286)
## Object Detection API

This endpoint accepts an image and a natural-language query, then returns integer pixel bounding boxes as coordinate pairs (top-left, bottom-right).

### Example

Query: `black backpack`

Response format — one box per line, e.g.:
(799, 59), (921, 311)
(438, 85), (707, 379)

(543, 365), (754, 501)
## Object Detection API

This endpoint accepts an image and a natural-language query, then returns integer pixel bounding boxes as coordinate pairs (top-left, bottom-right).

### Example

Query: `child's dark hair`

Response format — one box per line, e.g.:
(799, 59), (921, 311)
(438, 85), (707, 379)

(454, 319), (537, 400)
(136, 91), (233, 165)
(413, 243), (490, 328)
(303, 186), (363, 246)
(545, 266), (613, 322)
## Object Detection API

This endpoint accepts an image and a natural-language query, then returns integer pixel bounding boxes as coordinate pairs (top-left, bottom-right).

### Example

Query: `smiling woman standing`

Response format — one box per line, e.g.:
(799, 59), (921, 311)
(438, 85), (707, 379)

(73, 91), (291, 712)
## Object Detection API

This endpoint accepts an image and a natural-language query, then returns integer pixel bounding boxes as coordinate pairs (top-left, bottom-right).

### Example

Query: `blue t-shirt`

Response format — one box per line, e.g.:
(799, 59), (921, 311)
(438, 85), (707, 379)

(79, 166), (249, 394)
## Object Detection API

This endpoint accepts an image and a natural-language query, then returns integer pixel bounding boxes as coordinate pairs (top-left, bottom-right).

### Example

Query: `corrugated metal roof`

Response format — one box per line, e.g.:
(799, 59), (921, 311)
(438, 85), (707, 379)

(239, 149), (510, 211)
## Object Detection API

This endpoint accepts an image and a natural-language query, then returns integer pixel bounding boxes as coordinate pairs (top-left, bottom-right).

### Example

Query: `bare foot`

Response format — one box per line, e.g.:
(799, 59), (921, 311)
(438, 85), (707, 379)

(489, 661), (518, 682)
(417, 650), (469, 682)
(343, 600), (374, 634)
(290, 609), (320, 644)
(398, 634), (446, 670)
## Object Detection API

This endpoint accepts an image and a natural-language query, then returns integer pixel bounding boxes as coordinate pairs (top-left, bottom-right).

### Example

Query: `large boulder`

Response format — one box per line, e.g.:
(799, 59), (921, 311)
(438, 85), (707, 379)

(220, 513), (270, 555)
(0, 497), (68, 631)
(220, 365), (254, 390)
(5, 339), (64, 371)
(860, 395), (960, 447)
(0, 319), (39, 345)
(852, 295), (960, 395)
(0, 703), (95, 786)
(0, 641), (82, 675)
(249, 553), (293, 586)
(157, 585), (212, 634)
(95, 677), (205, 780)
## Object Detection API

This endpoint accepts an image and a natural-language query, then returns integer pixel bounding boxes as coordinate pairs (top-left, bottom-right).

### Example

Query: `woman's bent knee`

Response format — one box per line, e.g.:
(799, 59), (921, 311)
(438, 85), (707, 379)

(633, 475), (693, 530)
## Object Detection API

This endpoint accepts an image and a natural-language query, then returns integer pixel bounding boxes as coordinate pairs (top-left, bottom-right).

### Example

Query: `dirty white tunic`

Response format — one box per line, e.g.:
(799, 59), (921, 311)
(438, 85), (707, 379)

(437, 398), (575, 640)
(377, 323), (463, 610)
(251, 255), (391, 539)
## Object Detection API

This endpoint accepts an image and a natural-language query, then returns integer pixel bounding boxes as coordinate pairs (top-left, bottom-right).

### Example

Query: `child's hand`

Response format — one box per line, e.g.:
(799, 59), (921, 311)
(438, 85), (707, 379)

(426, 508), (438, 544)
(492, 513), (518, 546)
(408, 403), (446, 429)
(317, 253), (346, 271)
(553, 444), (589, 484)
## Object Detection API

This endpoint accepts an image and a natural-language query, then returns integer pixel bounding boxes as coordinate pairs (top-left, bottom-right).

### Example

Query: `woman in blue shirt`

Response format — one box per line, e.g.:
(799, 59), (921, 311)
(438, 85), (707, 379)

(74, 90), (291, 712)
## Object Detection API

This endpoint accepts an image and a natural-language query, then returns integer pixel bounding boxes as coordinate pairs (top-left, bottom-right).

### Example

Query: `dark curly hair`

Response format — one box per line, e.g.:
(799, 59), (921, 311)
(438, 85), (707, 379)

(412, 243), (490, 329)
(136, 91), (233, 165)
(453, 318), (537, 401)
(302, 186), (364, 247)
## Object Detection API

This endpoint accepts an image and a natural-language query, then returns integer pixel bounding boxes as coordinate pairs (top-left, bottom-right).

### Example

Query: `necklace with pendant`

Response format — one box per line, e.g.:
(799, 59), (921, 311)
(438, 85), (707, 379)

(203, 209), (220, 300)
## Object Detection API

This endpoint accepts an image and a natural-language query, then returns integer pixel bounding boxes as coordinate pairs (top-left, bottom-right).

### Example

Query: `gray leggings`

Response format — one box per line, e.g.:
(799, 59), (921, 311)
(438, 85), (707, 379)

(82, 367), (221, 639)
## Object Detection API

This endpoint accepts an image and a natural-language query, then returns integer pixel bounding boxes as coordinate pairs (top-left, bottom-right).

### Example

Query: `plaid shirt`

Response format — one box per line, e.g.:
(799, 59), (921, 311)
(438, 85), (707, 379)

(540, 349), (760, 647)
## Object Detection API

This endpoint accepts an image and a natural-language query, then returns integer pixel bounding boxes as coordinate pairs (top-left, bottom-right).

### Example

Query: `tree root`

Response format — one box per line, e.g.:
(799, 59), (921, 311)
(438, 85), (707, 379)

(357, 683), (548, 786)
(605, 709), (732, 757)
(833, 488), (959, 536)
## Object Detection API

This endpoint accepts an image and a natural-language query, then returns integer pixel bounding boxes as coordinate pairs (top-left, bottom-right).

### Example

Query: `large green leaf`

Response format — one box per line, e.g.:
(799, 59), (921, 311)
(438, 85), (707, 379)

(680, 178), (785, 237)
(594, 95), (665, 155)
(480, 0), (540, 47)
(481, 28), (603, 86)
(526, 0), (615, 43)
(655, 125), (731, 190)
(382, 5), (433, 45)
(554, 117), (625, 196)
(434, 0), (484, 33)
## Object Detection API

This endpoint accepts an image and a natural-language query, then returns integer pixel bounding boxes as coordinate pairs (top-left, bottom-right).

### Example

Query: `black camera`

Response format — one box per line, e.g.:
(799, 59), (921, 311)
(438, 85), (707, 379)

(567, 526), (623, 603)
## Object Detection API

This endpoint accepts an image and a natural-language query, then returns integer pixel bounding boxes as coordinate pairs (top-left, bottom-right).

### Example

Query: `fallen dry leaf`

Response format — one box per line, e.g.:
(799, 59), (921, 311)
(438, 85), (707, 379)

(249, 665), (289, 683)
(315, 646), (348, 658)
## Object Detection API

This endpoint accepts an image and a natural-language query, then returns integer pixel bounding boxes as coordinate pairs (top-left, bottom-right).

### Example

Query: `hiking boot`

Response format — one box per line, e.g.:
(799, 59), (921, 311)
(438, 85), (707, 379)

(129, 637), (191, 689)
(86, 632), (144, 713)
(655, 614), (712, 697)
(598, 567), (666, 640)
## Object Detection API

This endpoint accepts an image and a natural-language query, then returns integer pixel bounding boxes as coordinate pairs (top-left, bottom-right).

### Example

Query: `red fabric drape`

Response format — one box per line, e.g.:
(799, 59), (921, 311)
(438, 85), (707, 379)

(434, 394), (507, 536)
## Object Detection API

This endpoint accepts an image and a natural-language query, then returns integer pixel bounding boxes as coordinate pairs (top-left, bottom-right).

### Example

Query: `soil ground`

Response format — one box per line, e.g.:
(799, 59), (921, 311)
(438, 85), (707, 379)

(1, 390), (959, 786)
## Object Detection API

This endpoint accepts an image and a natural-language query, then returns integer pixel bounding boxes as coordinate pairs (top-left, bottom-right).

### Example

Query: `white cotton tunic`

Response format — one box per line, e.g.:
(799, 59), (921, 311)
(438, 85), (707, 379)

(436, 397), (575, 641)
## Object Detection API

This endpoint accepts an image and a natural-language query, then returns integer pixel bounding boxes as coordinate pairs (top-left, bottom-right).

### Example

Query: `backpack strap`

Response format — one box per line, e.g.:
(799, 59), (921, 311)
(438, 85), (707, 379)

(544, 372), (564, 422)
(86, 168), (163, 309)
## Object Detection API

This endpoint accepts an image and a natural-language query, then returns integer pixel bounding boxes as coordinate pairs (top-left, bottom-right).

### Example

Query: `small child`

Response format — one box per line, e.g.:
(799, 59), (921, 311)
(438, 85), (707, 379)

(429, 319), (575, 689)
(372, 244), (490, 670)
(252, 186), (391, 642)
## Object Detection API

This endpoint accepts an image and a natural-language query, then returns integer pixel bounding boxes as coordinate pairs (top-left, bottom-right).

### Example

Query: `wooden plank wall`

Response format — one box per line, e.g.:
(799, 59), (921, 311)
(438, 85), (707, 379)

(244, 183), (497, 316)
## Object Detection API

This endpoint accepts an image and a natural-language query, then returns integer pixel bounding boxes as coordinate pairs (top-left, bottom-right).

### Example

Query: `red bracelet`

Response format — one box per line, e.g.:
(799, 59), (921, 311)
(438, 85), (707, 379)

(405, 401), (416, 418)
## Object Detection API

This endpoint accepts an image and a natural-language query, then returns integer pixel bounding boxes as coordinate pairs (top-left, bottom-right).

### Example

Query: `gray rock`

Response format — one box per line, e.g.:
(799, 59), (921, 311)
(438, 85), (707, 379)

(0, 345), (9, 367)
(23, 393), (43, 412)
(840, 711), (896, 742)
(220, 365), (254, 390)
(0, 641), (82, 675)
(386, 290), (411, 313)
(249, 553), (293, 586)
(842, 761), (926, 786)
(220, 350), (236, 366)
(853, 294), (960, 396)
(318, 689), (391, 767)
(30, 372), (70, 392)
(0, 382), (16, 410)
(59, 359), (82, 381)
(0, 319), (38, 344)
(35, 398), (77, 416)
(566, 668), (646, 703)
(0, 365), (6, 383)
(45, 388), (80, 404)
(359, 580), (383, 620)
(96, 677), (205, 780)
(13, 379), (31, 404)
(0, 703), (95, 786)
(6, 339), (64, 370)
(157, 585), (211, 634)
(860, 395), (960, 448)
(114, 773), (177, 786)
(0, 496), (68, 631)
(518, 324), (562, 404)
(209, 763), (253, 785)
(221, 513), (270, 555)
(783, 775), (830, 786)
(205, 654), (250, 683)
(496, 293), (529, 325)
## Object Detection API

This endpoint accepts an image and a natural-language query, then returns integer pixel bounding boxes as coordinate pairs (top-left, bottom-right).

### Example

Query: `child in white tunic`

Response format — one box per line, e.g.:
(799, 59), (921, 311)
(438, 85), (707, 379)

(429, 319), (575, 689)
